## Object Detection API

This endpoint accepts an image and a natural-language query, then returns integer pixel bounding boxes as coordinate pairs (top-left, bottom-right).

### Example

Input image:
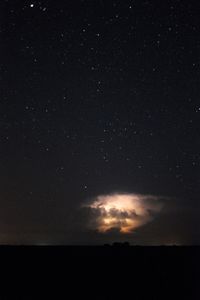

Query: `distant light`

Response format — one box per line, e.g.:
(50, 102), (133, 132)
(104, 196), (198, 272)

(85, 193), (163, 233)
(30, 4), (34, 8)
(35, 242), (49, 246)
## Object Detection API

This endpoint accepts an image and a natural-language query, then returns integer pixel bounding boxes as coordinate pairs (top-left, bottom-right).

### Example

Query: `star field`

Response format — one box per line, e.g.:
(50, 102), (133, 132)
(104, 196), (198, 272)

(0, 0), (199, 244)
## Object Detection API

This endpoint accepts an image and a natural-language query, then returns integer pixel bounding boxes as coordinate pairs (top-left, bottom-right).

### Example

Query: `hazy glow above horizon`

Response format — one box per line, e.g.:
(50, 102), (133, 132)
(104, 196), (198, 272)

(86, 193), (163, 233)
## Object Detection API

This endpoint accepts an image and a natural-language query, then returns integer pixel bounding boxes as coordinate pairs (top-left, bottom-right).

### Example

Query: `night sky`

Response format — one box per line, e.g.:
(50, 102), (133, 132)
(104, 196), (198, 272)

(1, 0), (199, 245)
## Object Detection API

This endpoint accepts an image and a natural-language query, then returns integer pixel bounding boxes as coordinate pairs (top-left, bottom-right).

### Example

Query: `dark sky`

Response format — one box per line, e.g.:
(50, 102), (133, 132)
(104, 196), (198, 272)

(1, 0), (199, 245)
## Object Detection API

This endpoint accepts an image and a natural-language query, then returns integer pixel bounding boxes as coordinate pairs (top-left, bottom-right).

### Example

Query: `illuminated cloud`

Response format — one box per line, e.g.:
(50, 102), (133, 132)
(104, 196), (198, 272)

(84, 193), (163, 233)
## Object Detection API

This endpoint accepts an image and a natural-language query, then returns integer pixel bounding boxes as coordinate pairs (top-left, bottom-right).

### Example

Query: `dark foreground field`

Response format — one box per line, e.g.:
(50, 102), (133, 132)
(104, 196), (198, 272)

(0, 246), (199, 299)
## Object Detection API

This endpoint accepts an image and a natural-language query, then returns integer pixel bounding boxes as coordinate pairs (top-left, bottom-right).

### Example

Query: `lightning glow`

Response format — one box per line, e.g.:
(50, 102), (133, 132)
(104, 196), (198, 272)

(85, 193), (163, 233)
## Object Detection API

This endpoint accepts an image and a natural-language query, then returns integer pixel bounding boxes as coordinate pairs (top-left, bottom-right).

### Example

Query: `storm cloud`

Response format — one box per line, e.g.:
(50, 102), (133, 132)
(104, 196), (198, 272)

(83, 193), (163, 233)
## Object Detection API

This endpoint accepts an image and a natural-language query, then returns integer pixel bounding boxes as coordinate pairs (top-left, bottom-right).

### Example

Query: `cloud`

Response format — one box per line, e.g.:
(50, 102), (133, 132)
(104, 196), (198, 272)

(83, 193), (163, 233)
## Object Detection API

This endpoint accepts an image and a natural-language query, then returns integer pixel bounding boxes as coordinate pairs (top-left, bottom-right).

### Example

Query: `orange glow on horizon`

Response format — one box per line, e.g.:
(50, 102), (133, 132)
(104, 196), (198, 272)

(86, 193), (162, 233)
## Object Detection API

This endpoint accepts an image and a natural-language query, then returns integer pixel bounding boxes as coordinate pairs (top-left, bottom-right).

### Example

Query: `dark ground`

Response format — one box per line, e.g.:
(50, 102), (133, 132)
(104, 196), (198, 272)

(0, 246), (199, 299)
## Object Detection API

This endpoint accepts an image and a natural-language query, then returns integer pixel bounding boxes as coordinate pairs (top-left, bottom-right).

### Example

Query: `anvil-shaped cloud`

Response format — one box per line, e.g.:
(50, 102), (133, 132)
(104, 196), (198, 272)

(84, 193), (163, 233)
